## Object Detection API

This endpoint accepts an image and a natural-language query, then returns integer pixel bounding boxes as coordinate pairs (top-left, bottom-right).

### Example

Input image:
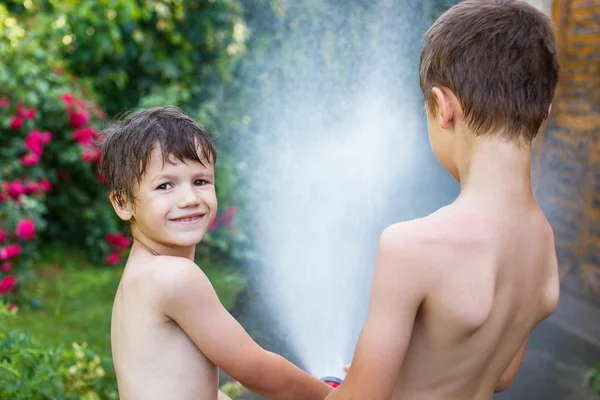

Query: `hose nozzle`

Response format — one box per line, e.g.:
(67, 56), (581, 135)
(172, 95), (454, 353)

(321, 376), (342, 388)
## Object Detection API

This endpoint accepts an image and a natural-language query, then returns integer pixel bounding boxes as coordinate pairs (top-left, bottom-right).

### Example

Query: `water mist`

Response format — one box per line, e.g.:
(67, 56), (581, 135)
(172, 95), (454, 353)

(237, 0), (459, 382)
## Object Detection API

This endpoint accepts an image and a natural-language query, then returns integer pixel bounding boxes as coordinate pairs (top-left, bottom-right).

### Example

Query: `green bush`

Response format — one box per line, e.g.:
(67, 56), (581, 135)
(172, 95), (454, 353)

(589, 363), (600, 395)
(0, 302), (118, 400)
(8, 0), (247, 118)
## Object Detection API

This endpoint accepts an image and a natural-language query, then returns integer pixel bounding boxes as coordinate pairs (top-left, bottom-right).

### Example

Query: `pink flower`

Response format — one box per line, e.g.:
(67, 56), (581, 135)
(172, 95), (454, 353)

(7, 303), (17, 313)
(24, 130), (44, 155)
(16, 219), (36, 240)
(106, 232), (130, 248)
(82, 150), (94, 162)
(0, 193), (6, 203)
(98, 173), (108, 185)
(10, 116), (23, 130)
(69, 109), (89, 129)
(1, 262), (11, 272)
(116, 233), (130, 249)
(17, 102), (36, 120)
(39, 179), (52, 193)
(20, 108), (35, 120)
(222, 206), (239, 226)
(0, 275), (16, 293)
(0, 98), (9, 107)
(105, 233), (117, 245)
(73, 127), (97, 147)
(21, 153), (40, 167)
(82, 148), (100, 163)
(61, 93), (73, 105)
(106, 251), (120, 266)
(40, 131), (52, 144)
(7, 181), (26, 199)
(0, 244), (21, 260)
(0, 230), (4, 242)
(25, 182), (40, 194)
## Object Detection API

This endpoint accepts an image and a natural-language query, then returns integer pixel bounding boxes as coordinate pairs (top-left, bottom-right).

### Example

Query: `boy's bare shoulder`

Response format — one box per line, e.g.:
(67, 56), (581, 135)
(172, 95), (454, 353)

(125, 254), (212, 299)
(379, 207), (461, 251)
(381, 205), (556, 266)
(377, 206), (502, 269)
(376, 217), (441, 281)
(385, 205), (523, 245)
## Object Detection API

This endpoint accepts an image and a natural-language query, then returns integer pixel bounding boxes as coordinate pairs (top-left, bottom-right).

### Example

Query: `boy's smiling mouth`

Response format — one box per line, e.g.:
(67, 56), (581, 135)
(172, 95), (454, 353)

(169, 213), (206, 224)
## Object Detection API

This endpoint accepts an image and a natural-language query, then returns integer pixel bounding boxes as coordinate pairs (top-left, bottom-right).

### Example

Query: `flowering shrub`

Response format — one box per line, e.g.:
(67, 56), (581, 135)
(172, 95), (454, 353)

(0, 5), (130, 308)
(0, 5), (251, 309)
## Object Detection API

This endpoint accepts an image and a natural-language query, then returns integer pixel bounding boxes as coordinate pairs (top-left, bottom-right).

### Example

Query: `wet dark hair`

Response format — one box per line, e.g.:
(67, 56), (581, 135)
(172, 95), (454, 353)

(98, 106), (217, 206)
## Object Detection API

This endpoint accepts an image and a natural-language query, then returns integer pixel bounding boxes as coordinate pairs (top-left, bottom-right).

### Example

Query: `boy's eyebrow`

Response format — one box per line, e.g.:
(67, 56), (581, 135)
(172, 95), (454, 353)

(151, 171), (214, 182)
(151, 174), (176, 182)
(193, 171), (214, 179)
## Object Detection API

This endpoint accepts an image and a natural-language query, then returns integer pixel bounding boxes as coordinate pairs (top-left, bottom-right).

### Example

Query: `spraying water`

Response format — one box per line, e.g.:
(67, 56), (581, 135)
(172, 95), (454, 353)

(254, 95), (421, 378)
(236, 0), (459, 382)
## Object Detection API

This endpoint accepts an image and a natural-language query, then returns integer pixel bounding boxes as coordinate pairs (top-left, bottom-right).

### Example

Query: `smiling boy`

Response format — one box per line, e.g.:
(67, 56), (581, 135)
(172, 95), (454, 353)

(99, 106), (332, 400)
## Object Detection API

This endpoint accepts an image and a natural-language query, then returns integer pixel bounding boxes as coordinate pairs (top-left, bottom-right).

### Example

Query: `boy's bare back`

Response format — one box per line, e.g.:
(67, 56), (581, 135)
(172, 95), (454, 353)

(111, 249), (218, 400)
(330, 201), (559, 400)
(391, 204), (557, 399)
(326, 1), (560, 398)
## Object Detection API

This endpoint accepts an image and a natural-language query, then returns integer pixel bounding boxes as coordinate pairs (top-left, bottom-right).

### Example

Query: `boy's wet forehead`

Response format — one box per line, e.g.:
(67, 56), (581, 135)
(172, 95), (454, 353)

(144, 148), (214, 179)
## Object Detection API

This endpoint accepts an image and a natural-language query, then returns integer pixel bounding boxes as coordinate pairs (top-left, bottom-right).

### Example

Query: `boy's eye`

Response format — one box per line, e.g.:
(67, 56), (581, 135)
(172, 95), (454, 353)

(194, 179), (208, 186)
(156, 183), (173, 190)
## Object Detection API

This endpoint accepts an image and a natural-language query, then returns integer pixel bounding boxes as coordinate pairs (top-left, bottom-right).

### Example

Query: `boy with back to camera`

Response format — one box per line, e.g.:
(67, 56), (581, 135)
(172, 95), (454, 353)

(99, 106), (333, 400)
(327, 1), (560, 399)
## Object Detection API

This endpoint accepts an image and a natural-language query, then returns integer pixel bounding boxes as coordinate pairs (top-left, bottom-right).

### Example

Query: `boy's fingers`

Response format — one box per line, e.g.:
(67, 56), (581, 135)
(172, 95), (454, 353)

(343, 364), (351, 373)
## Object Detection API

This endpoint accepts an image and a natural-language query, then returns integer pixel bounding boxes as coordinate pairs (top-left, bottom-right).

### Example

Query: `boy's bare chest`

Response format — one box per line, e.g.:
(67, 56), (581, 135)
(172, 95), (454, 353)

(112, 297), (218, 399)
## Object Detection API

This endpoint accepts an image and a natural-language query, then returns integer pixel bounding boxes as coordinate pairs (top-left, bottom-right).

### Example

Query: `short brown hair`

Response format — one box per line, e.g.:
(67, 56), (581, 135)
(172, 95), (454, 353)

(98, 106), (217, 206)
(419, 0), (559, 140)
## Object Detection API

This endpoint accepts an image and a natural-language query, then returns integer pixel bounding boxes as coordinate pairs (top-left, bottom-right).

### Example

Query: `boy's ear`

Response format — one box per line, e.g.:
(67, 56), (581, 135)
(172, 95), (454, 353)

(109, 191), (133, 221)
(431, 86), (456, 130)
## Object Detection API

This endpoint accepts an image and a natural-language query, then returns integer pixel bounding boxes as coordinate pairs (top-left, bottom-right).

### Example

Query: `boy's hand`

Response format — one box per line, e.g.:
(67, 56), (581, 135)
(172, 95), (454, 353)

(343, 365), (350, 374)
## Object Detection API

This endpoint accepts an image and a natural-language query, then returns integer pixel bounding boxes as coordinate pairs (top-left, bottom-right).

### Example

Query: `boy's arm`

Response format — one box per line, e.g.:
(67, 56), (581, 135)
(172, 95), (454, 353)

(327, 225), (429, 400)
(494, 338), (528, 392)
(161, 259), (332, 400)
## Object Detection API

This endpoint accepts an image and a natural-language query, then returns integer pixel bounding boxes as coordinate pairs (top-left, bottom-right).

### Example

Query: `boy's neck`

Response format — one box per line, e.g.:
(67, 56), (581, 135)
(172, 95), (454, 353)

(130, 229), (197, 261)
(454, 135), (536, 210)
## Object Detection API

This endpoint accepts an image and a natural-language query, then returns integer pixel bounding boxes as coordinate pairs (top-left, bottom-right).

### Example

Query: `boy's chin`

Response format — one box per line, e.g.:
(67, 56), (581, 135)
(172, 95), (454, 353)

(169, 231), (207, 246)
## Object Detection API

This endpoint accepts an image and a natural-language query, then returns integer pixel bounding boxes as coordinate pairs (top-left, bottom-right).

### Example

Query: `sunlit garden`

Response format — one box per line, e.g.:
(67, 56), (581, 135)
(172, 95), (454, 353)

(1, 0), (600, 399)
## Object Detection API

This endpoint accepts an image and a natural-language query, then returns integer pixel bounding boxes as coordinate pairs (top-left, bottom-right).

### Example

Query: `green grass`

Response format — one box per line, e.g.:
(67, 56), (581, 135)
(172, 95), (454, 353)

(4, 245), (247, 355)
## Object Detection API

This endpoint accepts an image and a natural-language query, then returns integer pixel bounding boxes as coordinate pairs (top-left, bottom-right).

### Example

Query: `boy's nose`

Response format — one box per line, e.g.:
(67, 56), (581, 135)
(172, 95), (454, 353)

(177, 186), (201, 208)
